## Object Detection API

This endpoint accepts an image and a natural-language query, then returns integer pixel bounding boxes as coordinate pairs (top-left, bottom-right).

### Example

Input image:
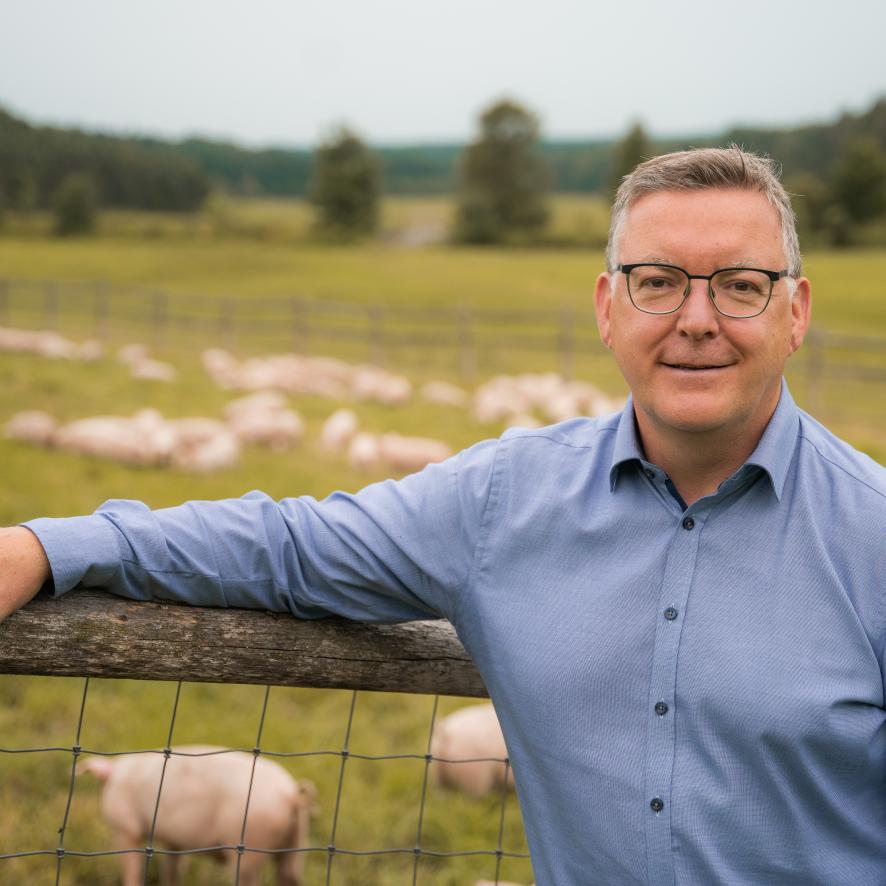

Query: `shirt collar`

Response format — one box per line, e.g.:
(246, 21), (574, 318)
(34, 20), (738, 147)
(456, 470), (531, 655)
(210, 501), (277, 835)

(609, 379), (800, 501)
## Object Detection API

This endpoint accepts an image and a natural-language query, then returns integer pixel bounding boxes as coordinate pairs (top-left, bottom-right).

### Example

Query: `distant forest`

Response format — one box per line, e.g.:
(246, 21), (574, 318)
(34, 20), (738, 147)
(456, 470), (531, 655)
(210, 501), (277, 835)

(1, 98), (884, 210)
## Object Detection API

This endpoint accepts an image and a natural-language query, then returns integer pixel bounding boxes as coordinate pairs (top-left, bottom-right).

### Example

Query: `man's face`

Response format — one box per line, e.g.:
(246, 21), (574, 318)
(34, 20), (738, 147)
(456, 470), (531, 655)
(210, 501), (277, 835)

(595, 187), (811, 444)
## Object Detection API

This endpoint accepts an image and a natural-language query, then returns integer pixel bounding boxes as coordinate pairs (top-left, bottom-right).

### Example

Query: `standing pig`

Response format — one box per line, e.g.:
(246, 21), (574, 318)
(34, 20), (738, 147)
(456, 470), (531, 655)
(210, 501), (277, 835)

(430, 703), (515, 798)
(78, 745), (316, 886)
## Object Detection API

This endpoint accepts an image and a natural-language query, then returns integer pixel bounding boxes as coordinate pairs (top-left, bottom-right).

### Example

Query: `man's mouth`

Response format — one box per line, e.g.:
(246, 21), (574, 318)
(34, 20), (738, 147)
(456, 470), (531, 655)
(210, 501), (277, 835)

(662, 362), (732, 371)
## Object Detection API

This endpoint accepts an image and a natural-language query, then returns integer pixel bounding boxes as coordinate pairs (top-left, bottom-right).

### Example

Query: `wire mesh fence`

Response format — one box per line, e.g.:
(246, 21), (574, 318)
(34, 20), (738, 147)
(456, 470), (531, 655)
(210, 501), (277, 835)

(0, 594), (532, 886)
(0, 688), (530, 885)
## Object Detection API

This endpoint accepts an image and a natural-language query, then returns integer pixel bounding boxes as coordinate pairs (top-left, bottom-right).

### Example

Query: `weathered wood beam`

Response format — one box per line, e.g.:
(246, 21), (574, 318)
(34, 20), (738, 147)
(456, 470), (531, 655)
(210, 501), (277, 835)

(0, 589), (488, 698)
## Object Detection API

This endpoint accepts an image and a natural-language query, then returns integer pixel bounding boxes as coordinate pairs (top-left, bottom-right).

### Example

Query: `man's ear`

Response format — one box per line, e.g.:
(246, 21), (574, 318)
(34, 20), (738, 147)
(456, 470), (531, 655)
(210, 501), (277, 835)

(788, 277), (811, 355)
(595, 272), (614, 349)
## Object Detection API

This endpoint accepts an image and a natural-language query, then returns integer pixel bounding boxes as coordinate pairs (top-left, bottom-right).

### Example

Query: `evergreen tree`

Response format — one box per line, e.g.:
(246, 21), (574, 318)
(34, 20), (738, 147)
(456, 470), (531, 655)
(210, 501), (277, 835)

(309, 127), (380, 236)
(608, 122), (652, 197)
(455, 99), (550, 244)
(831, 135), (886, 223)
(54, 173), (98, 236)
(784, 171), (830, 236)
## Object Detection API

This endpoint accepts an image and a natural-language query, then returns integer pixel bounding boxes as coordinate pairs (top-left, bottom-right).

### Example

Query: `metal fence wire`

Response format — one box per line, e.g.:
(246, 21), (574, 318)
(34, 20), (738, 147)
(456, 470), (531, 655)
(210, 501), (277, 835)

(0, 677), (529, 885)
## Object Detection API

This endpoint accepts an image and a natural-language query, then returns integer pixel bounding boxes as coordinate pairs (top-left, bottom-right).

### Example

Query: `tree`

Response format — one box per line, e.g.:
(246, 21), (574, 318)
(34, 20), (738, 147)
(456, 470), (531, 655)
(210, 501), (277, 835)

(607, 122), (652, 197)
(455, 99), (550, 244)
(830, 135), (886, 223)
(53, 173), (98, 236)
(309, 127), (380, 237)
(784, 171), (830, 238)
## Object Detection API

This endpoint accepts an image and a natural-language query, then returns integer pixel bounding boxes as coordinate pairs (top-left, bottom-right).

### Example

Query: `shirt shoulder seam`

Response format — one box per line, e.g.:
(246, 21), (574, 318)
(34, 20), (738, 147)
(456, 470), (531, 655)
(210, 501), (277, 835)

(452, 439), (503, 625)
(797, 431), (886, 501)
(503, 422), (613, 452)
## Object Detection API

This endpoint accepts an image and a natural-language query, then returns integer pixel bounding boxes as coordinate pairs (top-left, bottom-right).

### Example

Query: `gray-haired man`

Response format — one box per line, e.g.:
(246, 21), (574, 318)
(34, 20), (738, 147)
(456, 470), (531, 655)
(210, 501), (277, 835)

(2, 147), (884, 885)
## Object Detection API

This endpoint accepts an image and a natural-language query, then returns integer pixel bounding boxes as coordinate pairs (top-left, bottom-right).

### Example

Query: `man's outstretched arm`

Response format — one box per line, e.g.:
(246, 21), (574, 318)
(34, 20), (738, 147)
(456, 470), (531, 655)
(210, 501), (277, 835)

(0, 527), (51, 622)
(0, 437), (501, 626)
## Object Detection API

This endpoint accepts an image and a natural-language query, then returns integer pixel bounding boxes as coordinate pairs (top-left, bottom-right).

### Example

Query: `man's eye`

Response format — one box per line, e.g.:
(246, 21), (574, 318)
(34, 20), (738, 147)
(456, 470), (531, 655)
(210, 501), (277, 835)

(639, 276), (679, 289)
(726, 279), (764, 297)
(715, 271), (769, 298)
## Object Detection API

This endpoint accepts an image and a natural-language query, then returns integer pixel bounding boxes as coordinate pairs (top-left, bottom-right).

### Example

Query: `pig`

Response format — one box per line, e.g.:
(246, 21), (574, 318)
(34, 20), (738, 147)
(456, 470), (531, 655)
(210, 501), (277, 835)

(319, 408), (359, 454)
(378, 433), (452, 474)
(77, 745), (316, 886)
(420, 380), (469, 408)
(347, 431), (381, 471)
(4, 410), (58, 446)
(130, 358), (177, 383)
(430, 704), (515, 798)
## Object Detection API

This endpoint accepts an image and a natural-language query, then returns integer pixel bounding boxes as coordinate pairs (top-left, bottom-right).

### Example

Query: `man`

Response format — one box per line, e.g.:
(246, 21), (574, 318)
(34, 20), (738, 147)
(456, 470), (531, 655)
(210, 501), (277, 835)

(1, 147), (884, 885)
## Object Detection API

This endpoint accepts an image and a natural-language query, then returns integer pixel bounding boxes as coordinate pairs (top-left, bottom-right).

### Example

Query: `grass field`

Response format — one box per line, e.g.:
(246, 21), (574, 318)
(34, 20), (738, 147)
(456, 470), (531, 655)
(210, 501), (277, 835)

(0, 199), (884, 884)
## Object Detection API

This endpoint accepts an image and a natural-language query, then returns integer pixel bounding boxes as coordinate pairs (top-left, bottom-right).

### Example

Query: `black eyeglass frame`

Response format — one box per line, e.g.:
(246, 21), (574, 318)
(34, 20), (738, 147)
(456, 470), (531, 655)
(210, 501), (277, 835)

(616, 263), (792, 318)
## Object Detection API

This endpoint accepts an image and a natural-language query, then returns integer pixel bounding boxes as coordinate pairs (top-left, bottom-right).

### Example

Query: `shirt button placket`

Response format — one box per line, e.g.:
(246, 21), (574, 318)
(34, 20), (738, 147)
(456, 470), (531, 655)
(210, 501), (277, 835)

(643, 509), (706, 885)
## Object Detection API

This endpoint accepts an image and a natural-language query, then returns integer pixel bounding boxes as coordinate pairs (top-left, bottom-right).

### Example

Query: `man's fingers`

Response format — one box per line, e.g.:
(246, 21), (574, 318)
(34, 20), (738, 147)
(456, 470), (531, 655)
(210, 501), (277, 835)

(0, 526), (51, 622)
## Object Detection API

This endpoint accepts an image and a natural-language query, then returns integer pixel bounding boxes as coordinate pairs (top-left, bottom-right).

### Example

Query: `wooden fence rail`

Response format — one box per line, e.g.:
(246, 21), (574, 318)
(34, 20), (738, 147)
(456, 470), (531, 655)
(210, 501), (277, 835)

(0, 590), (488, 698)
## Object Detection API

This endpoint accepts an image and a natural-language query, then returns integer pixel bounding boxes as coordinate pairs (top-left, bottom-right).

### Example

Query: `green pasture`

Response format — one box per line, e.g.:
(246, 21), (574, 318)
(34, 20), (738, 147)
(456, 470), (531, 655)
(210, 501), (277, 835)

(0, 347), (533, 886)
(0, 201), (884, 883)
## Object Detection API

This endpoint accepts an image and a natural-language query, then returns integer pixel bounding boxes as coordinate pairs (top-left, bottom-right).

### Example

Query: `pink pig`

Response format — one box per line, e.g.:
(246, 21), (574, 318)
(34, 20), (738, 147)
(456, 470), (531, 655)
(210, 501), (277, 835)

(430, 703), (516, 798)
(78, 745), (316, 886)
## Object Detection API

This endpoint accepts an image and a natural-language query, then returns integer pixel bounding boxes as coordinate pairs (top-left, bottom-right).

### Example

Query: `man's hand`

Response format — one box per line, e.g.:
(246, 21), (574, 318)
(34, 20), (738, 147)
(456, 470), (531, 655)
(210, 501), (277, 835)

(0, 527), (51, 622)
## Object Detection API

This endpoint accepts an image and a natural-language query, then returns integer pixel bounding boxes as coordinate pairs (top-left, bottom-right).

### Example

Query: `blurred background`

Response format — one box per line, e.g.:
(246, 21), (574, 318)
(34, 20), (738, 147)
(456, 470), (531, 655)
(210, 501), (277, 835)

(1, 1), (885, 883)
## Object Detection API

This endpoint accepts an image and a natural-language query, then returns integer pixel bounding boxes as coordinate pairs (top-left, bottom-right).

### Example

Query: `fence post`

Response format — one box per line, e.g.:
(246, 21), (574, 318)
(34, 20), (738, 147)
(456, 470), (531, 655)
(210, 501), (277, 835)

(558, 310), (575, 380)
(152, 290), (168, 351)
(368, 304), (385, 366)
(292, 298), (309, 353)
(0, 279), (8, 327)
(805, 327), (825, 419)
(44, 281), (59, 330)
(457, 307), (476, 380)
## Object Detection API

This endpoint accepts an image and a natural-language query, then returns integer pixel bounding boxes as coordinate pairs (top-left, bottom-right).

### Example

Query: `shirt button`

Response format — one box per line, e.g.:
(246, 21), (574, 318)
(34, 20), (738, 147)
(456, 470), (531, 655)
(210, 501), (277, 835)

(644, 469), (655, 479)
(663, 607), (678, 621)
(654, 701), (669, 716)
(682, 516), (695, 530)
(650, 797), (664, 813)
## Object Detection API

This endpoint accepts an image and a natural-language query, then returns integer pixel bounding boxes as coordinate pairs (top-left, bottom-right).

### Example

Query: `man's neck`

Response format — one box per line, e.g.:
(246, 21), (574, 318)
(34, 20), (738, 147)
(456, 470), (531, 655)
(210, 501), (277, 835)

(634, 408), (773, 508)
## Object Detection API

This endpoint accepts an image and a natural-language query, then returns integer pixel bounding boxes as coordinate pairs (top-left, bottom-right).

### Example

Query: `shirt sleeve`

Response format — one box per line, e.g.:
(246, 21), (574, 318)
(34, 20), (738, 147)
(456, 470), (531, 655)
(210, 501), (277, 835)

(23, 437), (501, 624)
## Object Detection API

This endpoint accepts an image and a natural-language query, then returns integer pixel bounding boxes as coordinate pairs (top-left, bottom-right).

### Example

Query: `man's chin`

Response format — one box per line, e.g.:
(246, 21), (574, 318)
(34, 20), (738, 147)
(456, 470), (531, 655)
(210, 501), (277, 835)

(643, 397), (738, 437)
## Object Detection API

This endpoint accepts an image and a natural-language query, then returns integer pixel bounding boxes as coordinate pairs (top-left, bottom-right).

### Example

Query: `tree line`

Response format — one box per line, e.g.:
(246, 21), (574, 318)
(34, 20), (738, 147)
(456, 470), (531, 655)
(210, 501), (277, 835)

(1, 97), (884, 244)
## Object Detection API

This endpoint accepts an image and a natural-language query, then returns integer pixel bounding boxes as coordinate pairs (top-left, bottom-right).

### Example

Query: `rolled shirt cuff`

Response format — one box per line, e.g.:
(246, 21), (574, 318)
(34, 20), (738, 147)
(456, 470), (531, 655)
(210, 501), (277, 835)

(22, 515), (122, 596)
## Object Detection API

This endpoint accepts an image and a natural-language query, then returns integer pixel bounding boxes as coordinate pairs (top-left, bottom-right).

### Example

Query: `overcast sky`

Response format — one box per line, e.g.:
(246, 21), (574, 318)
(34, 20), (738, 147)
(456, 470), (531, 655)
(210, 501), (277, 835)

(1, 0), (884, 147)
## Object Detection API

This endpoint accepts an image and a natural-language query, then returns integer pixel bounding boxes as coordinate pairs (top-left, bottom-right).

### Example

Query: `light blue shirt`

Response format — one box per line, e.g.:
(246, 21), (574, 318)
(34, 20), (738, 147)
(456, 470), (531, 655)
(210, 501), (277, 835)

(26, 383), (886, 886)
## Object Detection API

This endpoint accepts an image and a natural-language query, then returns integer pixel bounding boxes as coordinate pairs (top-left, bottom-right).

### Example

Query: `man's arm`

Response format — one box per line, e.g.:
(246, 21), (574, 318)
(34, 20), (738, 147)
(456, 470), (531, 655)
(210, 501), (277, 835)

(0, 527), (51, 621)
(5, 437), (501, 625)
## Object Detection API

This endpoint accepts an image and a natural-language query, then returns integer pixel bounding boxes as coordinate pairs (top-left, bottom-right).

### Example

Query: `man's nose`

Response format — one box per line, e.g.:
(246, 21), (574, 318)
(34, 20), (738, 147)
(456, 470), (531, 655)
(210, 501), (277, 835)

(675, 279), (720, 339)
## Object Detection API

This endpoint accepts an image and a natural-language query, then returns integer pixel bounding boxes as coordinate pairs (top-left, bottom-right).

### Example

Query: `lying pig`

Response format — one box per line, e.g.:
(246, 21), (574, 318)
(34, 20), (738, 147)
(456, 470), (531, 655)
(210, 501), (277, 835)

(78, 745), (316, 886)
(430, 703), (515, 798)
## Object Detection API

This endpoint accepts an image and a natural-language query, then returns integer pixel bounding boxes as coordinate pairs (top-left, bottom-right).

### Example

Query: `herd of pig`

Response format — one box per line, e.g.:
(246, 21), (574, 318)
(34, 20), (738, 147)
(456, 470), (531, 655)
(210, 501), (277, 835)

(75, 703), (528, 886)
(1, 327), (625, 475)
(3, 396), (454, 475)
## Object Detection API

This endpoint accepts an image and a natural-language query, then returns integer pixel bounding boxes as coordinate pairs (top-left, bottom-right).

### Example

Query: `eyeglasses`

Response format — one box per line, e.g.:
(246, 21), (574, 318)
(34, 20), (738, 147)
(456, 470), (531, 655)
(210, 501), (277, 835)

(616, 263), (791, 318)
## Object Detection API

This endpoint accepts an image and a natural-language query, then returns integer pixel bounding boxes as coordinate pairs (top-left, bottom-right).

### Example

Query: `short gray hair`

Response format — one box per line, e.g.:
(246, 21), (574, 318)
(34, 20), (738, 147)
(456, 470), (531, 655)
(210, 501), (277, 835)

(605, 145), (802, 277)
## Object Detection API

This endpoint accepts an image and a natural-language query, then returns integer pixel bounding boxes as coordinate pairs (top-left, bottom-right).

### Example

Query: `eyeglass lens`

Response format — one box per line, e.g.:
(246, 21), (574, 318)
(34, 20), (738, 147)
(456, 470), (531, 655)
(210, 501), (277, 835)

(627, 265), (772, 317)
